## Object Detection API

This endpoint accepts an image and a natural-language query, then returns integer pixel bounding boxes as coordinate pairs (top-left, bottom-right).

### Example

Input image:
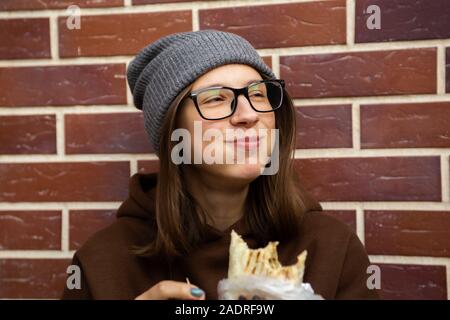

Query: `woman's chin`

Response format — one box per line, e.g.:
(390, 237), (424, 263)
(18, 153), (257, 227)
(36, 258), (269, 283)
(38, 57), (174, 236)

(218, 163), (264, 181)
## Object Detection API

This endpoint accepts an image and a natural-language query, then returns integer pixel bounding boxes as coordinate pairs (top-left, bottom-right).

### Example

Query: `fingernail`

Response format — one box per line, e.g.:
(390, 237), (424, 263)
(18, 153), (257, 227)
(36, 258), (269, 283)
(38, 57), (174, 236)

(190, 287), (204, 298)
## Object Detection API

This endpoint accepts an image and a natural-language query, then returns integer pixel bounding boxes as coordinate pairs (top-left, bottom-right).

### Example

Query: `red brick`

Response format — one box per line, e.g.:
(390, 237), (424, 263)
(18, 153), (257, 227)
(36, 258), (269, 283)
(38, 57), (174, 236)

(295, 105), (352, 149)
(281, 48), (436, 98)
(356, 0), (450, 43)
(262, 56), (272, 69)
(447, 48), (450, 93)
(0, 259), (71, 299)
(321, 210), (356, 232)
(361, 102), (450, 148)
(137, 160), (160, 174)
(199, 0), (346, 49)
(69, 210), (116, 250)
(295, 157), (441, 201)
(0, 19), (50, 59)
(65, 113), (151, 154)
(0, 211), (61, 250)
(0, 162), (130, 202)
(365, 211), (450, 257)
(0, 0), (122, 11)
(377, 263), (447, 300)
(0, 115), (56, 154)
(0, 64), (127, 107)
(58, 11), (192, 57)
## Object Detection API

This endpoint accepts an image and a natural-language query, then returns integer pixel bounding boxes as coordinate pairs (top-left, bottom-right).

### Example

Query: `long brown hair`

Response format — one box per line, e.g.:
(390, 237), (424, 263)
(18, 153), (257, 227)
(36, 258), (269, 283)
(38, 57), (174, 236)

(137, 73), (321, 257)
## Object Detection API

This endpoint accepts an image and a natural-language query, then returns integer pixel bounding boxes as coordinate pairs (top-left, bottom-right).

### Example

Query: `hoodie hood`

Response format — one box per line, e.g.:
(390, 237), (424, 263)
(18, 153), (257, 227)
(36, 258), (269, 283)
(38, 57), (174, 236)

(116, 172), (158, 221)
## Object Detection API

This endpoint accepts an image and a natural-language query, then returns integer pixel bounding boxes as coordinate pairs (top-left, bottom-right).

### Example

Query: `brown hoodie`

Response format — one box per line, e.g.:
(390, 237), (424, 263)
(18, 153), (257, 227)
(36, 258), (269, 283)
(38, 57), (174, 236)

(61, 172), (380, 300)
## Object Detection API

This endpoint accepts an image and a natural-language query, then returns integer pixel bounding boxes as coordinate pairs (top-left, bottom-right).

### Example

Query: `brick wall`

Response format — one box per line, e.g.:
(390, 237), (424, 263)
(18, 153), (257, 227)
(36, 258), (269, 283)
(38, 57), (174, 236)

(0, 0), (449, 300)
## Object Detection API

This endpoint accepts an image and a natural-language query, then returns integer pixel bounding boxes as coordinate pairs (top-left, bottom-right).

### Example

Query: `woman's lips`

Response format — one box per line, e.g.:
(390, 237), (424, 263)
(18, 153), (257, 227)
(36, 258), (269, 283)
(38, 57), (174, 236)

(226, 136), (261, 150)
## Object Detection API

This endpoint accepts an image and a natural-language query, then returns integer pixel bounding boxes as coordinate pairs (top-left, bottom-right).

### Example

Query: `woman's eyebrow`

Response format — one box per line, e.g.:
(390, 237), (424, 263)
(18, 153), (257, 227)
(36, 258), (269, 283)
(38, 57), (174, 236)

(195, 79), (262, 91)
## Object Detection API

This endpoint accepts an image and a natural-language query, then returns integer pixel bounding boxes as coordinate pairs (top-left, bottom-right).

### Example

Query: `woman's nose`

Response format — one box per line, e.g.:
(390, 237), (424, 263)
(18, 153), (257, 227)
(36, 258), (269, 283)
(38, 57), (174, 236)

(229, 95), (259, 126)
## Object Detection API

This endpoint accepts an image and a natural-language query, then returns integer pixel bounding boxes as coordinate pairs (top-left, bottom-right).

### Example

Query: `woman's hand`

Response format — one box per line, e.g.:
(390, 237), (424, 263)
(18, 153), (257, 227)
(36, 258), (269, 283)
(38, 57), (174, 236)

(135, 280), (206, 300)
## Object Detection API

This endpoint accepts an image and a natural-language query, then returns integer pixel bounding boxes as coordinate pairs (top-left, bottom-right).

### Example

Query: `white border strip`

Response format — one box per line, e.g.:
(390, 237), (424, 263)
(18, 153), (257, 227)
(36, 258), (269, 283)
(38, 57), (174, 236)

(55, 111), (65, 158)
(0, 202), (122, 210)
(346, 0), (355, 46)
(0, 0), (335, 18)
(355, 205), (364, 244)
(0, 250), (75, 259)
(0, 153), (159, 162)
(293, 94), (450, 106)
(438, 45), (446, 94)
(0, 201), (449, 212)
(294, 148), (450, 158)
(2, 41), (450, 67)
(48, 13), (59, 59)
(191, 5), (199, 31)
(61, 206), (69, 252)
(0, 149), (446, 162)
(369, 255), (450, 266)
(442, 155), (450, 202)
(351, 102), (360, 149)
(320, 201), (450, 211)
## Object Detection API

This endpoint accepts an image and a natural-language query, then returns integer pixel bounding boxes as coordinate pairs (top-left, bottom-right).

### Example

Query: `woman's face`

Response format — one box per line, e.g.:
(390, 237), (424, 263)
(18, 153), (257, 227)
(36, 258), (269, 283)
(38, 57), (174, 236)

(175, 64), (276, 183)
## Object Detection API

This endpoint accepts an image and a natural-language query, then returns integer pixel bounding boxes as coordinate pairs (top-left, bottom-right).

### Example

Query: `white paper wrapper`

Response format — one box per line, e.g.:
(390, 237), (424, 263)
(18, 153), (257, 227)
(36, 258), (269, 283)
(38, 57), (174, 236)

(217, 275), (324, 300)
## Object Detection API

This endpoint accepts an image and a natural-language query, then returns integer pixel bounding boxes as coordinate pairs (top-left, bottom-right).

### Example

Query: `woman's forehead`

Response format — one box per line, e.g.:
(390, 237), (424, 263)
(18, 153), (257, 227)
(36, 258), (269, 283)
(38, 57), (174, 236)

(191, 64), (263, 90)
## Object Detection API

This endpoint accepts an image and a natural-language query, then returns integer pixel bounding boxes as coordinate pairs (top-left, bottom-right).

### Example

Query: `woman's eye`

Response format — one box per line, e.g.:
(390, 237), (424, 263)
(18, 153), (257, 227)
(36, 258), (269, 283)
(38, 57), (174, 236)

(249, 91), (264, 97)
(204, 97), (224, 104)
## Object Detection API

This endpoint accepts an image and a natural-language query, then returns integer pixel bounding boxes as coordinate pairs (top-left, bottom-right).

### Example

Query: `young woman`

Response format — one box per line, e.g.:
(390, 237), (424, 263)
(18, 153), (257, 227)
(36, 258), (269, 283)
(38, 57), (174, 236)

(62, 30), (379, 300)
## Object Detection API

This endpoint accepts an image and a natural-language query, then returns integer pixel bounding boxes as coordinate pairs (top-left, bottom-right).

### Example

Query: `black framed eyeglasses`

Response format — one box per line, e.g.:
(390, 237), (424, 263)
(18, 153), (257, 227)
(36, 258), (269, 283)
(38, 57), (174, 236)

(187, 79), (285, 120)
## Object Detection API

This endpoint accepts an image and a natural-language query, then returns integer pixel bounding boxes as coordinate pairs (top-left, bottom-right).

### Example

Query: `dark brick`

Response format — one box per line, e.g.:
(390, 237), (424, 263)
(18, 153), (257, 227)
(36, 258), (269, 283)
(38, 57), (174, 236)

(0, 64), (127, 107)
(58, 11), (192, 57)
(281, 48), (436, 98)
(295, 105), (352, 149)
(295, 157), (441, 201)
(0, 259), (71, 299)
(0, 19), (50, 59)
(356, 0), (450, 43)
(65, 113), (151, 154)
(377, 263), (447, 300)
(365, 210), (450, 257)
(361, 102), (450, 148)
(200, 0), (346, 49)
(0, 162), (130, 202)
(0, 211), (61, 250)
(0, 115), (56, 154)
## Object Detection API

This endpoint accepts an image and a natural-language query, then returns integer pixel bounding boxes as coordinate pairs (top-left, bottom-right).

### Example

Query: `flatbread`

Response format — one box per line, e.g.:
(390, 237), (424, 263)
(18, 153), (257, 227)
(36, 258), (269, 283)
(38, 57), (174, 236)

(228, 230), (307, 284)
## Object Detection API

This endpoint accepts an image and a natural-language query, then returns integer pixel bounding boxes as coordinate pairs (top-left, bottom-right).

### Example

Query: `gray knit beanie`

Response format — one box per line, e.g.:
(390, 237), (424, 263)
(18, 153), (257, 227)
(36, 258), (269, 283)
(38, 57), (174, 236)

(127, 29), (276, 155)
